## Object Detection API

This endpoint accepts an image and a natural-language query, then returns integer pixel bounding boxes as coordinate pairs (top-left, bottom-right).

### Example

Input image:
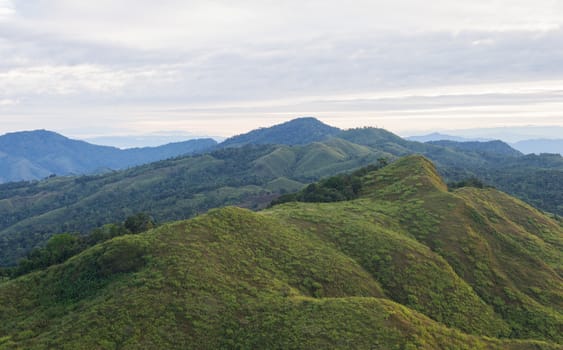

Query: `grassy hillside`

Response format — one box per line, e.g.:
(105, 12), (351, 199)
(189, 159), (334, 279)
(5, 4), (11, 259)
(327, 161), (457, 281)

(269, 156), (563, 341)
(0, 156), (561, 348)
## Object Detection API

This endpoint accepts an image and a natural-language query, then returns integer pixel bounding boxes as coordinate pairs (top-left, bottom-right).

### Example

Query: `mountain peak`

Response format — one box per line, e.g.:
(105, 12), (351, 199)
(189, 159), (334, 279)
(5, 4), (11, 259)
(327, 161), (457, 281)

(220, 117), (341, 147)
(0, 129), (86, 153)
(272, 155), (448, 206)
(363, 155), (448, 197)
(2, 129), (67, 141)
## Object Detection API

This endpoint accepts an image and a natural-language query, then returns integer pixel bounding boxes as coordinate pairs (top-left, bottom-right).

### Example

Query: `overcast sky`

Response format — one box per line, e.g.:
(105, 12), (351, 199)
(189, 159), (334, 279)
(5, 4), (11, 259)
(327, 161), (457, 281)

(1, 0), (562, 139)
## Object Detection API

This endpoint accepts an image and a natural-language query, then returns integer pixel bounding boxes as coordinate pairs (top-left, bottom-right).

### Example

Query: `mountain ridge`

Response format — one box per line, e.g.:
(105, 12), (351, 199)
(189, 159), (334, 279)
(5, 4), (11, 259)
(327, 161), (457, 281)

(428, 139), (523, 157)
(407, 132), (492, 142)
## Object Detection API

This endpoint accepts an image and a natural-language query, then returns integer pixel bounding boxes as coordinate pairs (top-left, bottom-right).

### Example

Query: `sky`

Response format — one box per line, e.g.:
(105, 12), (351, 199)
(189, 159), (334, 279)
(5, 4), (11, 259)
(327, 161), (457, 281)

(0, 0), (563, 141)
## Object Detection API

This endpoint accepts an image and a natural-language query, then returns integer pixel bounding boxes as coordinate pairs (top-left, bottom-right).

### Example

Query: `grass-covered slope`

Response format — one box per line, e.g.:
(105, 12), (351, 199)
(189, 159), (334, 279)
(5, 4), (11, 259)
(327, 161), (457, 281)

(269, 156), (563, 341)
(0, 211), (558, 349)
(0, 156), (561, 349)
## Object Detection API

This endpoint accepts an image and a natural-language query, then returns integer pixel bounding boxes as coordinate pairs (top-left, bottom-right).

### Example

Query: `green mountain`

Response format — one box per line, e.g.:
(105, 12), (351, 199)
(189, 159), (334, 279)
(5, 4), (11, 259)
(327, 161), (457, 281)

(220, 117), (340, 147)
(0, 119), (561, 266)
(0, 140), (390, 266)
(0, 130), (217, 183)
(0, 156), (560, 349)
(428, 140), (523, 157)
(338, 127), (563, 215)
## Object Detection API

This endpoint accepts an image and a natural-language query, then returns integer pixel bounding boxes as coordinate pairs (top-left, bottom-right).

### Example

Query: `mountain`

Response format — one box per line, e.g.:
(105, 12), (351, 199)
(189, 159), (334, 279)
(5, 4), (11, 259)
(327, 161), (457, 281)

(0, 130), (217, 183)
(512, 139), (563, 155)
(407, 132), (490, 142)
(339, 127), (522, 159)
(0, 118), (337, 183)
(0, 119), (561, 266)
(338, 127), (563, 215)
(428, 140), (523, 157)
(408, 134), (563, 155)
(419, 126), (563, 143)
(86, 133), (225, 149)
(219, 117), (341, 147)
(0, 140), (391, 266)
(0, 156), (560, 349)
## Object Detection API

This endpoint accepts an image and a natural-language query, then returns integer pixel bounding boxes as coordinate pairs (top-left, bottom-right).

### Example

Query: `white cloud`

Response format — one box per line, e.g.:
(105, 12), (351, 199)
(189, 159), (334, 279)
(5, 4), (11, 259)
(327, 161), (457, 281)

(0, 0), (14, 21)
(8, 1), (563, 49)
(0, 64), (181, 98)
(0, 98), (18, 106)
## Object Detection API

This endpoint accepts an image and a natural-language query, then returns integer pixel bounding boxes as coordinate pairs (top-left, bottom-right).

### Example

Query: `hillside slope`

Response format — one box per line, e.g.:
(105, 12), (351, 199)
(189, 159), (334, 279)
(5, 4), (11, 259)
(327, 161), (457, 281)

(269, 156), (563, 341)
(0, 156), (560, 349)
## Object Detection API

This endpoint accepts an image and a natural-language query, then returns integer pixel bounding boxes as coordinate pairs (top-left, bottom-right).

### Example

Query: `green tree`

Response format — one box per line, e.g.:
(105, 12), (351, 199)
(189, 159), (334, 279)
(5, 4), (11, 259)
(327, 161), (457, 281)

(124, 213), (156, 234)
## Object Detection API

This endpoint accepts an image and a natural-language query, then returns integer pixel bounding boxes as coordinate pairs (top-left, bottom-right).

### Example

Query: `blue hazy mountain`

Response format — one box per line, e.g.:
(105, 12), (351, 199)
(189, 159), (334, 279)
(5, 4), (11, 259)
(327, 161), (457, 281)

(86, 133), (225, 149)
(412, 126), (563, 143)
(0, 130), (217, 183)
(511, 139), (563, 155)
(406, 132), (491, 142)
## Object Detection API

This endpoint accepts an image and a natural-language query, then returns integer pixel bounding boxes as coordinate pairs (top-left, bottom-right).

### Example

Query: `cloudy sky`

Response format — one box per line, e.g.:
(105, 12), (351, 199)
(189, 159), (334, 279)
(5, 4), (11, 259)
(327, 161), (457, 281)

(1, 0), (562, 140)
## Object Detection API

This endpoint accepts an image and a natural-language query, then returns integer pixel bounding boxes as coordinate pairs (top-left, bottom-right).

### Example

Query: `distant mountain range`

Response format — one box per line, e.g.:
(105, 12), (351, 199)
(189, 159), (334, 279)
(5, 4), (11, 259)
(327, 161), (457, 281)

(4, 120), (561, 185)
(0, 118), (343, 184)
(86, 133), (225, 149)
(406, 132), (491, 143)
(408, 132), (563, 155)
(511, 139), (563, 155)
(410, 126), (563, 142)
(0, 130), (217, 183)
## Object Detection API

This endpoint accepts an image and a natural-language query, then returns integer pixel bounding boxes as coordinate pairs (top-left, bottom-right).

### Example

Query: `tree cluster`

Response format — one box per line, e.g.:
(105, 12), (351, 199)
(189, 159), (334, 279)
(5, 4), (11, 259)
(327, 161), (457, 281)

(7, 213), (155, 277)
